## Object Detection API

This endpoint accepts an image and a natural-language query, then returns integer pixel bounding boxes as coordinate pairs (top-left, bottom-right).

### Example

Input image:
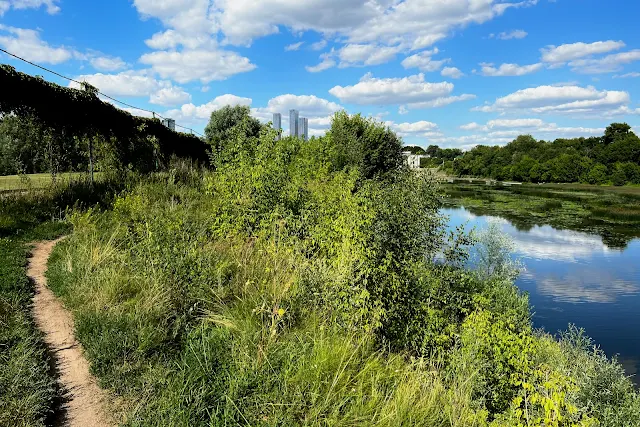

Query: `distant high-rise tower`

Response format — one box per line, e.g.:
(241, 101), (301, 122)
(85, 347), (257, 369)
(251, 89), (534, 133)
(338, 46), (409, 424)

(273, 113), (282, 140)
(298, 117), (309, 141)
(289, 109), (299, 138)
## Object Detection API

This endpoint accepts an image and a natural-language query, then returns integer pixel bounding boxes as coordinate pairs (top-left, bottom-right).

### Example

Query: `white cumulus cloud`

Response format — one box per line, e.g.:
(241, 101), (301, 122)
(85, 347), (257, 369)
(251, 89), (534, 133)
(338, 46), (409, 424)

(150, 87), (192, 107)
(479, 62), (543, 76)
(441, 66), (464, 79)
(132, 0), (539, 71)
(0, 0), (60, 15)
(540, 40), (625, 64)
(0, 25), (71, 64)
(568, 50), (640, 74)
(402, 49), (450, 72)
(139, 49), (256, 83)
(89, 56), (127, 72)
(329, 72), (474, 110)
(493, 29), (528, 40)
(472, 84), (638, 116)
(285, 41), (304, 51)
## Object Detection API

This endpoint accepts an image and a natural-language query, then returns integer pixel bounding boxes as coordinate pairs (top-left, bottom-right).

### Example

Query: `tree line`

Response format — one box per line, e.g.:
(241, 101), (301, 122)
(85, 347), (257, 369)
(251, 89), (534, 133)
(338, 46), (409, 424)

(0, 65), (208, 176)
(440, 123), (640, 185)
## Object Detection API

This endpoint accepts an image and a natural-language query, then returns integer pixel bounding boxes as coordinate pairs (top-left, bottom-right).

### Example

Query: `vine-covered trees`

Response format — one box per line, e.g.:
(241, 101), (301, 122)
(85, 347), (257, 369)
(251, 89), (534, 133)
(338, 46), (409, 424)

(450, 123), (640, 185)
(0, 64), (208, 175)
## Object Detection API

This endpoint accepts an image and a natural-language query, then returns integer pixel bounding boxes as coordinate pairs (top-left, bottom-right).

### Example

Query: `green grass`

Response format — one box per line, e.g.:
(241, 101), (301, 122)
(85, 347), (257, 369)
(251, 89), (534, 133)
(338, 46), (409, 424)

(0, 222), (69, 427)
(0, 177), (127, 427)
(0, 172), (103, 192)
(45, 180), (490, 426)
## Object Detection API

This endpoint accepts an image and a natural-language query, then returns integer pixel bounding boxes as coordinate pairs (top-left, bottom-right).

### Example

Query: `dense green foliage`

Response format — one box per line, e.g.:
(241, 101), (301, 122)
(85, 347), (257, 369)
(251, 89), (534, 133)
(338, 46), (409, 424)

(205, 105), (263, 161)
(28, 112), (638, 425)
(326, 111), (405, 180)
(450, 124), (640, 185)
(0, 64), (208, 175)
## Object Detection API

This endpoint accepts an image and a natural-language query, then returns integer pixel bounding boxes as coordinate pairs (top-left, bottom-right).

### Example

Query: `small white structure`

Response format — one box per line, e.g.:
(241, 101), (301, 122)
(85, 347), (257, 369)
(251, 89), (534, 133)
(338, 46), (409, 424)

(162, 118), (175, 131)
(402, 152), (429, 169)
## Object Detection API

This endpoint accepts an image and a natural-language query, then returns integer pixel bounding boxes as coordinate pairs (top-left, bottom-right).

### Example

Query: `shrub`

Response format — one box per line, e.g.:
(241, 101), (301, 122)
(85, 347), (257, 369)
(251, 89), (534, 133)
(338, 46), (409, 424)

(326, 111), (404, 180)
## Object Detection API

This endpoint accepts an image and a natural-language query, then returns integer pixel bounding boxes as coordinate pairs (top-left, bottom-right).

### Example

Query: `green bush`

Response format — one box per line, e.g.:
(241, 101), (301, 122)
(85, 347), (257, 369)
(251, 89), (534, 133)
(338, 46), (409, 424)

(326, 111), (404, 180)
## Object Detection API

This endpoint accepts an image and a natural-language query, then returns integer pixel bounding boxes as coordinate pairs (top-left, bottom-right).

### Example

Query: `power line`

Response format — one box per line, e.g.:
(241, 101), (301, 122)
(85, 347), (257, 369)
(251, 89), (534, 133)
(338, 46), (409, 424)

(0, 47), (204, 138)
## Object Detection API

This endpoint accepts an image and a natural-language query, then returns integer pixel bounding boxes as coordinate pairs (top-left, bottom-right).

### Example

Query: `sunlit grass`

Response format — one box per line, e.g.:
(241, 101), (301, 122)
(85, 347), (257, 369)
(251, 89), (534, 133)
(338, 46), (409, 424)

(0, 172), (103, 192)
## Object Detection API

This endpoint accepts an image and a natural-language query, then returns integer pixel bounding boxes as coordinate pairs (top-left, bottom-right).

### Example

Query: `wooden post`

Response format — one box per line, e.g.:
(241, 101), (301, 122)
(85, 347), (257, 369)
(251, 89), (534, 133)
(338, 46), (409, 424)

(89, 137), (94, 185)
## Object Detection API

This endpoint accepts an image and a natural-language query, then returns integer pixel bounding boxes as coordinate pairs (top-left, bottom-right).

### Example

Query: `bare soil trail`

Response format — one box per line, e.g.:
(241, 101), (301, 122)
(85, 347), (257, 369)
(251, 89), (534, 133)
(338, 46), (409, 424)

(28, 238), (113, 427)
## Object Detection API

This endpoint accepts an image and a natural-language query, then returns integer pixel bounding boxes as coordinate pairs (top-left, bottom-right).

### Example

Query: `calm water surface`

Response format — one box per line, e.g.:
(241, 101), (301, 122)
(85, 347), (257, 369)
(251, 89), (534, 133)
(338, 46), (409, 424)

(444, 207), (640, 380)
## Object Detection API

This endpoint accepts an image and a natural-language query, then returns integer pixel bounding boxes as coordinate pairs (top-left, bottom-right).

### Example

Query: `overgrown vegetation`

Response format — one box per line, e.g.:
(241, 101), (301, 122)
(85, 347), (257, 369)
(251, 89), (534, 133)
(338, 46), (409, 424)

(28, 111), (639, 426)
(0, 174), (136, 426)
(0, 64), (208, 176)
(444, 123), (640, 186)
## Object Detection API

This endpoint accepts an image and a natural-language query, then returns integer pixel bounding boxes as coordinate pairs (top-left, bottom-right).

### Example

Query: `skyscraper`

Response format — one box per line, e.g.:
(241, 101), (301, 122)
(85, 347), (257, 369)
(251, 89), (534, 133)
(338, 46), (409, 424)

(289, 109), (299, 138)
(273, 113), (282, 140)
(298, 117), (309, 141)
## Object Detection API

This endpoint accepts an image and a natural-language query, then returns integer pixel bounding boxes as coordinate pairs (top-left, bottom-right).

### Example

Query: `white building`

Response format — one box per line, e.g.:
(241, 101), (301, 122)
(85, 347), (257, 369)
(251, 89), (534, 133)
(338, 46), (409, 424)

(402, 152), (429, 169)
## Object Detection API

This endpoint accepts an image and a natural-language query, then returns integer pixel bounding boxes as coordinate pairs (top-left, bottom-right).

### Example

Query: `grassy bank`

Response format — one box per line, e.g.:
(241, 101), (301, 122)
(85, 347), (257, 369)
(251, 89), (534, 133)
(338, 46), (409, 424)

(39, 119), (640, 426)
(443, 183), (640, 249)
(0, 225), (66, 427)
(0, 177), (128, 427)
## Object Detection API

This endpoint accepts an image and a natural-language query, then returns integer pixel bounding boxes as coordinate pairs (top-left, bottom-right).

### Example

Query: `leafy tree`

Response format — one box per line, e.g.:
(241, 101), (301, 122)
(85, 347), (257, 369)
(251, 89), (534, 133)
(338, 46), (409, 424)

(402, 145), (426, 155)
(425, 145), (440, 157)
(603, 123), (632, 145)
(446, 123), (640, 185)
(204, 105), (262, 161)
(586, 164), (608, 185)
(510, 156), (538, 182)
(611, 165), (628, 186)
(327, 111), (404, 180)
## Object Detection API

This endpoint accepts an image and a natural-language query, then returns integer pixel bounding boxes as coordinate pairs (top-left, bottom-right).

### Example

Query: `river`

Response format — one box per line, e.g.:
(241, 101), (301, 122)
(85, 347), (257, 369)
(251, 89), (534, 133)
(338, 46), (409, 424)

(444, 206), (640, 383)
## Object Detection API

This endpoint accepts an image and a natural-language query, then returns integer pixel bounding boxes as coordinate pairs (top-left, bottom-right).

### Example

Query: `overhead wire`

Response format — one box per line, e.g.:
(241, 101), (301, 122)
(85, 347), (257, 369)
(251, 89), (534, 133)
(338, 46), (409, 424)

(0, 47), (204, 137)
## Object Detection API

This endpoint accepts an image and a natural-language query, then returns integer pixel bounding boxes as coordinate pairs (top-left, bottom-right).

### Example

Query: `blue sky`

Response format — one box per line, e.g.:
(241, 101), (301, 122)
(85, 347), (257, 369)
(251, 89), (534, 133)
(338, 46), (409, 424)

(1, 0), (640, 149)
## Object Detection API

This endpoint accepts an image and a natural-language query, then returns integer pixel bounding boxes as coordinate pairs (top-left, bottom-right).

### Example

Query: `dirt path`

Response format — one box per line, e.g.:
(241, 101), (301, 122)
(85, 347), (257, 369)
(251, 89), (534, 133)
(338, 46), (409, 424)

(28, 239), (113, 427)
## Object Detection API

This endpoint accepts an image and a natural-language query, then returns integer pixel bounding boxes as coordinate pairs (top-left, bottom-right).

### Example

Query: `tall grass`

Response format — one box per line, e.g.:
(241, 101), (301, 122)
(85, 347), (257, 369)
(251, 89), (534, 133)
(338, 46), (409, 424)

(0, 177), (132, 426)
(0, 222), (69, 427)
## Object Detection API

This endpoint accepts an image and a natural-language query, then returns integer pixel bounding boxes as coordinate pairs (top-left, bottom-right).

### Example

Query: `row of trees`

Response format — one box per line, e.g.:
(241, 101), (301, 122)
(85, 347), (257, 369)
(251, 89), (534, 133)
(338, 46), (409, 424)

(205, 105), (405, 180)
(0, 65), (208, 176)
(447, 123), (640, 185)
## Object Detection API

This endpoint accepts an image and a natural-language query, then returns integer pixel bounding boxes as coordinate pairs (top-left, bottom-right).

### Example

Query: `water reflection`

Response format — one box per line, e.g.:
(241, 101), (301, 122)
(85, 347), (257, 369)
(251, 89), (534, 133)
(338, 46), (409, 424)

(443, 207), (640, 383)
(537, 276), (639, 304)
(446, 208), (617, 262)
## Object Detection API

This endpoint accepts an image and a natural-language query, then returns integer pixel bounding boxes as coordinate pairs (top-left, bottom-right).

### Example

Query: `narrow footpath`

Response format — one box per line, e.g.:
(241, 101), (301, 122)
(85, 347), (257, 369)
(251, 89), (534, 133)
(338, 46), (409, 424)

(28, 239), (113, 427)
